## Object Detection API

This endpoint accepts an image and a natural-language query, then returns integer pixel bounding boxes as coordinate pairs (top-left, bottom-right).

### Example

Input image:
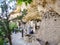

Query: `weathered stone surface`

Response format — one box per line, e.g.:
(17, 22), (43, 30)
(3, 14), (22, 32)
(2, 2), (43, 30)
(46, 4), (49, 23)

(36, 11), (60, 45)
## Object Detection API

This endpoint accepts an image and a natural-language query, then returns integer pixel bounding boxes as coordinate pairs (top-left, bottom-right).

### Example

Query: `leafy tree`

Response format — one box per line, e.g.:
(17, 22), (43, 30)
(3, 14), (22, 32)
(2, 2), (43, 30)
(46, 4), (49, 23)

(9, 22), (18, 31)
(17, 9), (27, 20)
(0, 38), (4, 45)
(0, 0), (32, 45)
(17, 0), (32, 5)
(0, 0), (16, 45)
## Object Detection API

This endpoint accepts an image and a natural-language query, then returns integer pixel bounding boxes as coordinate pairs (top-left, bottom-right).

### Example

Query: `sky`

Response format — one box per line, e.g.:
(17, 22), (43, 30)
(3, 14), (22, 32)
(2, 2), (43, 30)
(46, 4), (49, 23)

(0, 0), (4, 3)
(0, 0), (4, 14)
(0, 0), (16, 15)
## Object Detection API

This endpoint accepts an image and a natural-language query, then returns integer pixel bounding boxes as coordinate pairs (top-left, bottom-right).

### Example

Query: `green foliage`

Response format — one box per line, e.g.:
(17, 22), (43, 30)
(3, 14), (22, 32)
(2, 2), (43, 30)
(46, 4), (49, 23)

(0, 29), (5, 37)
(10, 0), (13, 2)
(17, 9), (27, 20)
(17, 0), (23, 5)
(0, 38), (4, 45)
(0, 20), (5, 37)
(22, 9), (27, 15)
(9, 22), (18, 30)
(0, 20), (18, 37)
(17, 16), (23, 20)
(0, 21), (5, 44)
(17, 0), (32, 5)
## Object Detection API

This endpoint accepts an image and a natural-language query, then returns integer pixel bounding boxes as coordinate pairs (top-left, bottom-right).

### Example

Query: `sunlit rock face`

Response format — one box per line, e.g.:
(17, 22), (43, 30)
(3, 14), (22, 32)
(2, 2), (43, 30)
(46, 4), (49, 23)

(9, 6), (21, 20)
(23, 0), (60, 26)
(54, 0), (60, 14)
(45, 0), (60, 14)
(29, 0), (60, 45)
(23, 0), (60, 45)
(22, 11), (42, 22)
(31, 0), (60, 14)
(36, 10), (60, 45)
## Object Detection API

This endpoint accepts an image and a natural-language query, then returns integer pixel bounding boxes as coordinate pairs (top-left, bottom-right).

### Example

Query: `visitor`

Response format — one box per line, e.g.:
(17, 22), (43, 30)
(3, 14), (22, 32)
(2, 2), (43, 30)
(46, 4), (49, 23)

(22, 29), (24, 37)
(29, 29), (34, 34)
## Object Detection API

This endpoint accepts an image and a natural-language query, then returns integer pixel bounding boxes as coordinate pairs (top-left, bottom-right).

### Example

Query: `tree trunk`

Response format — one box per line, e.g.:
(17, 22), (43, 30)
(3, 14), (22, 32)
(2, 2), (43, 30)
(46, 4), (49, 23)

(8, 34), (12, 45)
